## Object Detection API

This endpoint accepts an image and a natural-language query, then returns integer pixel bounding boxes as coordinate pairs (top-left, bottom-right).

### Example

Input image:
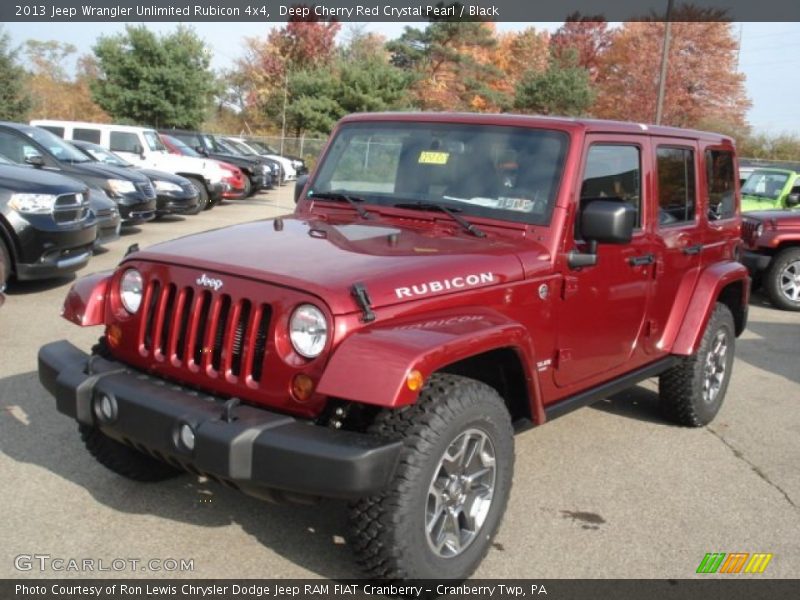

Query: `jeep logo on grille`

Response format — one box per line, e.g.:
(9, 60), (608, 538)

(196, 273), (223, 291)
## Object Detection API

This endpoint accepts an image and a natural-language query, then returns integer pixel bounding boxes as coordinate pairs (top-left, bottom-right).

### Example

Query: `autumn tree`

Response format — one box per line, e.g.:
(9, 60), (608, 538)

(594, 17), (749, 128)
(24, 41), (108, 121)
(550, 14), (613, 82)
(387, 21), (505, 111)
(91, 25), (217, 128)
(515, 50), (595, 116)
(0, 27), (30, 121)
(492, 27), (550, 98)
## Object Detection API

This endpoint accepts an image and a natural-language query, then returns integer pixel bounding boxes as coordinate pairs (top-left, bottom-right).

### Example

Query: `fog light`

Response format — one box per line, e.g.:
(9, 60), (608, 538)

(179, 424), (195, 451)
(291, 374), (315, 402)
(94, 393), (117, 423)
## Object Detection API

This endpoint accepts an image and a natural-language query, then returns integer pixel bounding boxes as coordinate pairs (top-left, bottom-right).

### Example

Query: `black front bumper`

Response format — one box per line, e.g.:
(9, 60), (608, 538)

(207, 181), (224, 203)
(741, 250), (772, 274)
(38, 341), (402, 500)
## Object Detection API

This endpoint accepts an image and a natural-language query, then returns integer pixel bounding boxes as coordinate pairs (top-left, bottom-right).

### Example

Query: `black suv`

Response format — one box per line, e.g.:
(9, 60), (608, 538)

(160, 130), (265, 196)
(70, 141), (200, 216)
(0, 123), (156, 225)
(0, 155), (97, 288)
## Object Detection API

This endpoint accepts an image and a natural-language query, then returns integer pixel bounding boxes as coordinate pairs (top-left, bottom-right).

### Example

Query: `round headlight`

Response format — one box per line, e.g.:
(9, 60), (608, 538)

(120, 269), (143, 314)
(289, 304), (328, 358)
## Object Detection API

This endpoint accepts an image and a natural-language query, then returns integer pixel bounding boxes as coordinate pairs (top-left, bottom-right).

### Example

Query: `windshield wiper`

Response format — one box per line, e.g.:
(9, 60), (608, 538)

(309, 191), (370, 220)
(393, 201), (486, 238)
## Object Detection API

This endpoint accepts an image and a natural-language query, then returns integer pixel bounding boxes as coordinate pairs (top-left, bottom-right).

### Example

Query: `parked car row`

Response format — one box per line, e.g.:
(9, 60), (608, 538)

(0, 119), (301, 294)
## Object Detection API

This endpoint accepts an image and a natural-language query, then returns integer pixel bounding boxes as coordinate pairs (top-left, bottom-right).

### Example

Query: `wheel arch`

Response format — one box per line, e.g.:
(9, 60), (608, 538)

(669, 261), (750, 355)
(0, 216), (19, 275)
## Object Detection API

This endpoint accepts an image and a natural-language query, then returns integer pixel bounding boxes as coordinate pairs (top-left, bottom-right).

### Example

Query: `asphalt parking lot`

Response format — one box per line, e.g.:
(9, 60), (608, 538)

(1, 185), (798, 579)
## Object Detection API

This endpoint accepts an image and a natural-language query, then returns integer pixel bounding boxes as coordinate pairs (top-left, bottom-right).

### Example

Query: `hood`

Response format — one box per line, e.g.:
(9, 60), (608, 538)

(130, 216), (540, 314)
(138, 168), (191, 185)
(745, 210), (800, 226)
(0, 164), (87, 194)
(70, 161), (150, 183)
(211, 153), (261, 170)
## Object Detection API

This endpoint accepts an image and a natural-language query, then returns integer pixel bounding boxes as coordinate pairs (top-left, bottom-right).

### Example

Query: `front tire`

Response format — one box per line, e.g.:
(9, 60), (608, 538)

(349, 373), (514, 580)
(186, 178), (209, 214)
(79, 425), (182, 482)
(764, 247), (800, 311)
(0, 241), (11, 292)
(659, 303), (735, 427)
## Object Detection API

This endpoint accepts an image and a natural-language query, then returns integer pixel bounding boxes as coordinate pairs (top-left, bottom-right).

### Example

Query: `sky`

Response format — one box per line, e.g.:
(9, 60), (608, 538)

(5, 21), (800, 135)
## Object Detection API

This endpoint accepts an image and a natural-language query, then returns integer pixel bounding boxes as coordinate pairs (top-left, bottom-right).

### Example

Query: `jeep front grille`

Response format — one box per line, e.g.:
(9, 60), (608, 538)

(139, 279), (272, 383)
(742, 219), (760, 245)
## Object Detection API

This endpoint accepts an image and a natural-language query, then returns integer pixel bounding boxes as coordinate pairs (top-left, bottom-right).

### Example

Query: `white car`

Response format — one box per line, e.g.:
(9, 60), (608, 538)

(31, 120), (227, 211)
(224, 136), (297, 183)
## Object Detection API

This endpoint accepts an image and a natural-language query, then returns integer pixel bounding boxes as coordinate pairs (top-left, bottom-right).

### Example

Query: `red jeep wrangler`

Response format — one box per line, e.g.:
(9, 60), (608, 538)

(742, 209), (800, 311)
(38, 113), (749, 580)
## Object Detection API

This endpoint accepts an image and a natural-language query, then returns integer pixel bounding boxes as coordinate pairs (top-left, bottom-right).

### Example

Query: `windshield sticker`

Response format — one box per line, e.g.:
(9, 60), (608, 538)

(498, 197), (536, 212)
(395, 272), (495, 299)
(418, 151), (449, 165)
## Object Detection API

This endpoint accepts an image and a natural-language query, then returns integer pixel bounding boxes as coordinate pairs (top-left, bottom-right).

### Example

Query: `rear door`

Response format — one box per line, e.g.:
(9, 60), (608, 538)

(643, 139), (704, 354)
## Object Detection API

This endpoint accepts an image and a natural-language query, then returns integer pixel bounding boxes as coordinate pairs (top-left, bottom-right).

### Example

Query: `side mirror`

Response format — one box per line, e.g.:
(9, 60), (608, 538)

(568, 199), (635, 269)
(787, 192), (800, 207)
(25, 155), (45, 168)
(294, 174), (309, 204)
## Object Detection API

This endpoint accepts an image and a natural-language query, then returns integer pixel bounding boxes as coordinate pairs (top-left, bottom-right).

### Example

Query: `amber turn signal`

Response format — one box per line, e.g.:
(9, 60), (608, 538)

(291, 374), (315, 402)
(406, 369), (424, 392)
(106, 324), (122, 348)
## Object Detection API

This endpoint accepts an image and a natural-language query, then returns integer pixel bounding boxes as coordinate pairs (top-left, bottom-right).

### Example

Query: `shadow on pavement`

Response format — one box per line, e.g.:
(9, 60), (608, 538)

(737, 317), (800, 385)
(0, 370), (358, 578)
(5, 274), (75, 296)
(590, 384), (667, 425)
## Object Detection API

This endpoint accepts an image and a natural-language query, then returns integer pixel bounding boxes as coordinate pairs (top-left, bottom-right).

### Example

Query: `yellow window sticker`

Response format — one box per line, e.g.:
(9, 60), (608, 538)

(418, 151), (449, 165)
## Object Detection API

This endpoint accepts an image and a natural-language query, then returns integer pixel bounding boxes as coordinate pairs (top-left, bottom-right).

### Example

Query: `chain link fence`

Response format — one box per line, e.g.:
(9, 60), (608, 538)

(240, 134), (328, 166)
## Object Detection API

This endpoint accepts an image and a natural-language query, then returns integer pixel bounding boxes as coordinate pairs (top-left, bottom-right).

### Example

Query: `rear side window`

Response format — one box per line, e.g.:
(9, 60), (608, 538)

(40, 126), (64, 138)
(74, 128), (101, 144)
(657, 147), (696, 226)
(705, 149), (736, 220)
(580, 144), (641, 227)
(110, 131), (140, 153)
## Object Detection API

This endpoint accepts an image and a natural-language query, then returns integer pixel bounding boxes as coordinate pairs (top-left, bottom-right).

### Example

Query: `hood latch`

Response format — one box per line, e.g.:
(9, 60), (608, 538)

(351, 282), (376, 323)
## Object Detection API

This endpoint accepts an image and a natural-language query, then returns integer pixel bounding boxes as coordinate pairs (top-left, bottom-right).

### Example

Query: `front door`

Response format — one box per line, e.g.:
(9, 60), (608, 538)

(555, 137), (654, 388)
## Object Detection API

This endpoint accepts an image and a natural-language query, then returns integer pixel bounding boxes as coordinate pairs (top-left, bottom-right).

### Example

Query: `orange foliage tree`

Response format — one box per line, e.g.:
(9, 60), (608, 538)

(593, 19), (749, 128)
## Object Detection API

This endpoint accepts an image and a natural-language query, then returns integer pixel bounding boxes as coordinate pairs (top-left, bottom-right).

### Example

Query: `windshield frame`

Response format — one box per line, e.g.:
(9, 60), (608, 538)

(74, 142), (133, 168)
(306, 120), (570, 227)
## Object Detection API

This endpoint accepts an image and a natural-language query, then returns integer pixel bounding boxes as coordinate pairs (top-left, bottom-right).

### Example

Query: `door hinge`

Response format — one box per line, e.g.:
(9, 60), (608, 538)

(562, 276), (579, 300)
(556, 348), (572, 368)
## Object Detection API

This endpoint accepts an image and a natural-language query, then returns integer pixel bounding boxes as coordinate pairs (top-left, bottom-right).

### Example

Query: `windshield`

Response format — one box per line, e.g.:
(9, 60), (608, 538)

(225, 139), (257, 155)
(77, 143), (132, 167)
(163, 135), (201, 157)
(309, 122), (569, 226)
(0, 155), (11, 165)
(26, 127), (91, 162)
(143, 130), (167, 152)
(249, 140), (278, 154)
(203, 135), (229, 154)
(741, 171), (790, 198)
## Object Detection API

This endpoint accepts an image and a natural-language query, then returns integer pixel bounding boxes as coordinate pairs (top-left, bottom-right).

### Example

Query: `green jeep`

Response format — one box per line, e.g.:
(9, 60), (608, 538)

(741, 168), (800, 212)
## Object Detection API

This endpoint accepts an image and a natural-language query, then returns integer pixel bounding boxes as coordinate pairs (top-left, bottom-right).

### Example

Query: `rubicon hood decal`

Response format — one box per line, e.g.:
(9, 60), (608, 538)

(395, 273), (495, 299)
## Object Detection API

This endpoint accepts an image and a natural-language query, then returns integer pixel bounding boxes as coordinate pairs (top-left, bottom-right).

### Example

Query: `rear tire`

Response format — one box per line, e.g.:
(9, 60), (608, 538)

(79, 425), (182, 482)
(186, 178), (208, 214)
(764, 247), (800, 311)
(348, 373), (514, 580)
(243, 176), (254, 197)
(659, 303), (735, 427)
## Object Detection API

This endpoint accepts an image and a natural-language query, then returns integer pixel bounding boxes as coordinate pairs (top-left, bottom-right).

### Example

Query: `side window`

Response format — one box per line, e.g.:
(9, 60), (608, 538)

(657, 146), (696, 226)
(580, 144), (641, 228)
(0, 131), (41, 164)
(110, 131), (140, 153)
(74, 128), (101, 144)
(705, 149), (736, 220)
(40, 126), (65, 138)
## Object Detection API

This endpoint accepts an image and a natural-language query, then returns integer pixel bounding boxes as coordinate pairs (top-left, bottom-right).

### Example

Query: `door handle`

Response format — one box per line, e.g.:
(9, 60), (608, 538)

(682, 244), (703, 255)
(629, 253), (655, 266)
